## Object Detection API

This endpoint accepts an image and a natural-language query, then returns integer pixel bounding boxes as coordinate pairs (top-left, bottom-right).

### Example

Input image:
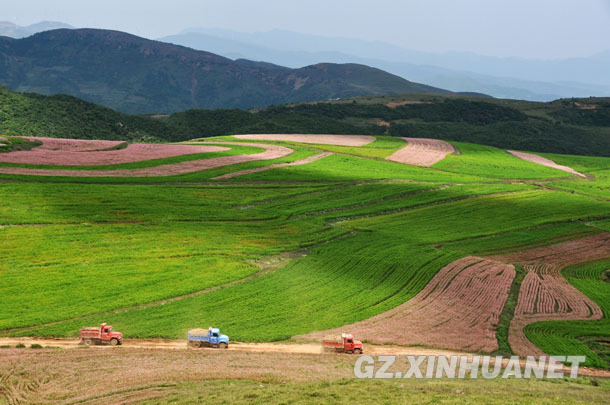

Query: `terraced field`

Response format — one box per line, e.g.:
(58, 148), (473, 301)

(1, 133), (608, 373)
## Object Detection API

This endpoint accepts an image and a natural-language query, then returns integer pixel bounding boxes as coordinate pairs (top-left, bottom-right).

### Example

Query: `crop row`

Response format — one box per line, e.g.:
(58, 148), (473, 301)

(525, 259), (610, 368)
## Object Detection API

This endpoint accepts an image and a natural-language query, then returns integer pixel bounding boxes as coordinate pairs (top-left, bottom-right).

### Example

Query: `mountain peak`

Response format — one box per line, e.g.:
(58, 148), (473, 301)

(0, 28), (450, 114)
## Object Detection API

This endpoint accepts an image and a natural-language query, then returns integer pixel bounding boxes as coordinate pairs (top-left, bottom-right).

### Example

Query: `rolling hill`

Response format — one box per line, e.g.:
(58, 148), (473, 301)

(1, 86), (609, 156)
(0, 28), (450, 114)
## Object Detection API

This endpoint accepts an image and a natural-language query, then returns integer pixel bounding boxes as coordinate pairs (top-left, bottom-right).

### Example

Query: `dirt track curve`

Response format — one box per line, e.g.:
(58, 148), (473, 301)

(213, 152), (332, 179)
(386, 137), (455, 166)
(0, 142), (293, 177)
(507, 151), (586, 177)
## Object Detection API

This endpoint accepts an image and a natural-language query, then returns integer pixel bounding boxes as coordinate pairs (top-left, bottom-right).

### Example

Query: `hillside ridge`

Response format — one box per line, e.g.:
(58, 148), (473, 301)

(0, 28), (450, 114)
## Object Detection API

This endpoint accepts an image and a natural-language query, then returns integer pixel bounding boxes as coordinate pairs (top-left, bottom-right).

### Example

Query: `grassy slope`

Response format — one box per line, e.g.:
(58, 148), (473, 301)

(0, 135), (608, 368)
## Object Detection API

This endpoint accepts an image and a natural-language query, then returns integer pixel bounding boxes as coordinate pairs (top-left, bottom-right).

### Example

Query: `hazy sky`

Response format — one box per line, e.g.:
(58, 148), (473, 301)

(3, 0), (610, 59)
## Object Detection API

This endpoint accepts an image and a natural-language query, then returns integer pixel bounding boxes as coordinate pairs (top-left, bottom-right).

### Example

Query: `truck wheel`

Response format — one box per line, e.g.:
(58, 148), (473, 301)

(219, 343), (228, 349)
(110, 338), (119, 346)
(353, 348), (362, 354)
(191, 341), (202, 348)
(84, 339), (93, 346)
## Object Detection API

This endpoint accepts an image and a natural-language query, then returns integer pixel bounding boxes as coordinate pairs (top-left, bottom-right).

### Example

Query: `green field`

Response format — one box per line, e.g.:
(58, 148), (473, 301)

(1, 134), (609, 371)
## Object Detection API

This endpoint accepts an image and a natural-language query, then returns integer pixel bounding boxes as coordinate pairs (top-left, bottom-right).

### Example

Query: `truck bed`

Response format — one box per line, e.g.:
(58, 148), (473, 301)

(79, 328), (101, 338)
(322, 340), (344, 348)
(188, 334), (211, 341)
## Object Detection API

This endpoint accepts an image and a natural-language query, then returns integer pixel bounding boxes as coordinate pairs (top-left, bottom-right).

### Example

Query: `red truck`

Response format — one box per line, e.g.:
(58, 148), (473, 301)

(322, 333), (363, 354)
(79, 323), (123, 346)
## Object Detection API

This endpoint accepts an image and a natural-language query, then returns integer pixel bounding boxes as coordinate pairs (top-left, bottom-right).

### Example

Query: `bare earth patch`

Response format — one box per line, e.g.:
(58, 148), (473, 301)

(386, 137), (455, 166)
(234, 134), (376, 146)
(213, 152), (332, 180)
(489, 233), (610, 357)
(386, 101), (433, 108)
(303, 257), (515, 352)
(0, 137), (229, 166)
(26, 137), (125, 152)
(507, 151), (586, 178)
(0, 142), (293, 178)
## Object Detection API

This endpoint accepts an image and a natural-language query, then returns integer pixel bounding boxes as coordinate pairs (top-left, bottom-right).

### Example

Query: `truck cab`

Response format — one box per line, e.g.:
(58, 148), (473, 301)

(100, 323), (123, 343)
(341, 333), (363, 353)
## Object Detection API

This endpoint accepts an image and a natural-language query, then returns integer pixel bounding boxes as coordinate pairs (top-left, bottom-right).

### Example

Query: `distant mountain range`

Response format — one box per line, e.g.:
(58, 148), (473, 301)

(2, 23), (606, 110)
(160, 28), (610, 101)
(0, 28), (458, 114)
(0, 21), (73, 38)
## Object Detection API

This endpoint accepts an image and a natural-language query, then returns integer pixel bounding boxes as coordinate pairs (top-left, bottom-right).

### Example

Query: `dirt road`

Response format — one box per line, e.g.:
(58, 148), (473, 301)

(2, 337), (608, 378)
(0, 337), (467, 357)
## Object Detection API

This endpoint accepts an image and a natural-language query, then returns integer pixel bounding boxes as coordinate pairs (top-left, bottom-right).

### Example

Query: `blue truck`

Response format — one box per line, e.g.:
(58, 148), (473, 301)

(187, 327), (229, 349)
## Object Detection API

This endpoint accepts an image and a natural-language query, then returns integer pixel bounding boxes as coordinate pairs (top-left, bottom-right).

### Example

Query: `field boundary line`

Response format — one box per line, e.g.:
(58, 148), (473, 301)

(329, 189), (534, 224)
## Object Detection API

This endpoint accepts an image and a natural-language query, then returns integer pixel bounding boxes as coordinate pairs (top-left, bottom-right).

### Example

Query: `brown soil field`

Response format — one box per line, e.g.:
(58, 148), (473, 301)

(233, 134), (376, 146)
(489, 233), (610, 357)
(0, 142), (293, 178)
(574, 102), (598, 110)
(213, 152), (332, 180)
(386, 101), (433, 108)
(0, 137), (229, 166)
(507, 151), (586, 178)
(386, 137), (455, 166)
(27, 137), (125, 152)
(303, 257), (515, 352)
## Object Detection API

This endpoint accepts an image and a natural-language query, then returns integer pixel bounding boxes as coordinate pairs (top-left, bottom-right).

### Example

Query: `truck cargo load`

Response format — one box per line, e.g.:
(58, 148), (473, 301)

(188, 327), (229, 349)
